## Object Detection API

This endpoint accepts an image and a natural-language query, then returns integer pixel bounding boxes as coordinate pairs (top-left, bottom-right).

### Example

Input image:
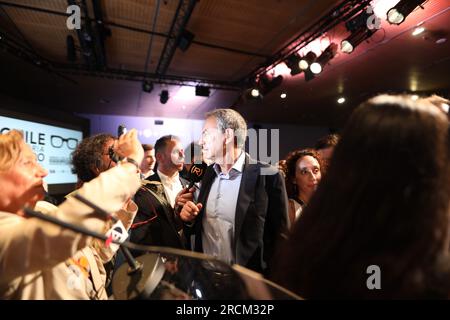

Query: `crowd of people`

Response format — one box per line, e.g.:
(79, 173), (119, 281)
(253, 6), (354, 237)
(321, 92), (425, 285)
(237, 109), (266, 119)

(0, 93), (449, 299)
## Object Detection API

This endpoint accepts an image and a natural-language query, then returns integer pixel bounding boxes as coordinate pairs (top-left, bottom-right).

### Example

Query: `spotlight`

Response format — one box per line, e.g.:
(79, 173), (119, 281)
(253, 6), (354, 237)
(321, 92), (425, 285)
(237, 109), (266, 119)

(285, 54), (302, 75)
(299, 52), (317, 70)
(345, 9), (371, 32)
(387, 0), (426, 25)
(304, 67), (316, 81)
(280, 93), (287, 99)
(259, 75), (283, 95)
(142, 81), (153, 93)
(195, 85), (210, 97)
(178, 30), (195, 52)
(242, 87), (262, 101)
(310, 62), (322, 74)
(160, 90), (169, 104)
(341, 27), (375, 53)
(309, 43), (337, 75)
(337, 97), (346, 104)
(250, 88), (260, 98)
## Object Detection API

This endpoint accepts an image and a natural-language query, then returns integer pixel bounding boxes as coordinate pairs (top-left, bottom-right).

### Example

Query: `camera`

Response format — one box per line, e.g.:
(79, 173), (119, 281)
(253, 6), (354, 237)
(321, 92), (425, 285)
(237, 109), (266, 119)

(108, 125), (128, 163)
(118, 124), (127, 137)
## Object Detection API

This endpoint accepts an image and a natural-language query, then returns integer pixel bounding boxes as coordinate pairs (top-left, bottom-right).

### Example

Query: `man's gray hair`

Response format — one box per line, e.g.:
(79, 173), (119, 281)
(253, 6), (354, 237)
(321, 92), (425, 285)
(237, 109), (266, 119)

(205, 108), (247, 148)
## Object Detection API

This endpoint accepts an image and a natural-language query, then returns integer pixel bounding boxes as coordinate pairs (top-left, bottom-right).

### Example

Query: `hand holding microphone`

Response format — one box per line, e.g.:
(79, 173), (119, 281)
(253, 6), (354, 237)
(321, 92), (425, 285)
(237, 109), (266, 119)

(178, 161), (208, 222)
(175, 187), (196, 209)
(179, 201), (203, 222)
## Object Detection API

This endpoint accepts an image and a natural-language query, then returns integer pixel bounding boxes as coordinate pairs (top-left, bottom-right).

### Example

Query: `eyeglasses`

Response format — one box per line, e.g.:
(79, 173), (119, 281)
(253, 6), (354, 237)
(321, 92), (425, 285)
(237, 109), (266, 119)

(50, 135), (79, 149)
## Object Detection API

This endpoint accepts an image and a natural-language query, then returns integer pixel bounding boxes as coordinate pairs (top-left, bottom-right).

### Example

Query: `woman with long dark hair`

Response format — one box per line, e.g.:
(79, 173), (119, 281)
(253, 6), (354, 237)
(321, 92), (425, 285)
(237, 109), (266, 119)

(272, 95), (450, 299)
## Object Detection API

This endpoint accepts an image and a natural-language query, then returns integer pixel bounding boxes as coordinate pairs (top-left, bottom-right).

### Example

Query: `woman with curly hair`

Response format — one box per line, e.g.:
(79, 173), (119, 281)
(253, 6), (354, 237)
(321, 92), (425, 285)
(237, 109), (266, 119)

(284, 149), (322, 226)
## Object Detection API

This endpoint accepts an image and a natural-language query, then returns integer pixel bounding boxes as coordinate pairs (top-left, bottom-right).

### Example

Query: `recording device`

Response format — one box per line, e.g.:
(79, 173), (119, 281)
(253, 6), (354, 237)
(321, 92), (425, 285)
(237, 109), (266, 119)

(118, 124), (127, 137)
(186, 161), (207, 189)
(108, 124), (128, 163)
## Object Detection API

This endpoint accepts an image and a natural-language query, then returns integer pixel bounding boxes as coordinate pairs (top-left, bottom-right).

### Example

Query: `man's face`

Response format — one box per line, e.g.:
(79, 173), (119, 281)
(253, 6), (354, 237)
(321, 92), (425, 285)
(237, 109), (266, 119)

(0, 141), (48, 213)
(140, 149), (156, 172)
(159, 139), (185, 172)
(97, 138), (117, 174)
(199, 117), (224, 163)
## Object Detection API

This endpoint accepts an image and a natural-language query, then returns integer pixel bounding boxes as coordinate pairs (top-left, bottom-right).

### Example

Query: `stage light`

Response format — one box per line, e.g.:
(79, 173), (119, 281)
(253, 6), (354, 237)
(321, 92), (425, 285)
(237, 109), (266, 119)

(280, 93), (287, 99)
(242, 87), (262, 101)
(285, 54), (302, 75)
(341, 27), (375, 53)
(195, 85), (210, 97)
(299, 52), (317, 70)
(160, 90), (169, 104)
(309, 43), (337, 74)
(304, 67), (316, 81)
(337, 97), (346, 104)
(251, 88), (260, 97)
(387, 0), (426, 25)
(412, 26), (425, 36)
(142, 81), (153, 93)
(178, 30), (195, 52)
(259, 75), (283, 95)
(345, 9), (371, 32)
(310, 62), (322, 74)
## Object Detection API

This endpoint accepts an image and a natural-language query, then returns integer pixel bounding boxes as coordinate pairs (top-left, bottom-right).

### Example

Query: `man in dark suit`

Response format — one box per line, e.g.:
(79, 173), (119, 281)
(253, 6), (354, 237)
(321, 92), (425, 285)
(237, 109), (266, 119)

(179, 109), (289, 276)
(130, 135), (192, 252)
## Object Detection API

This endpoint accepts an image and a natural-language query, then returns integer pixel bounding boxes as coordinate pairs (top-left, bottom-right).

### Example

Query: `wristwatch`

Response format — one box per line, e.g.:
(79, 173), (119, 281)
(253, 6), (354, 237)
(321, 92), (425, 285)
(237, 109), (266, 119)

(120, 158), (140, 173)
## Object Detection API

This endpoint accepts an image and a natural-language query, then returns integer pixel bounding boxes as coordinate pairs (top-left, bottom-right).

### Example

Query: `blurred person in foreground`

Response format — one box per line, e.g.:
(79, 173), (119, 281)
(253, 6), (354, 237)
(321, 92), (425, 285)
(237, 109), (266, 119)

(272, 95), (450, 299)
(0, 129), (143, 299)
(314, 133), (339, 171)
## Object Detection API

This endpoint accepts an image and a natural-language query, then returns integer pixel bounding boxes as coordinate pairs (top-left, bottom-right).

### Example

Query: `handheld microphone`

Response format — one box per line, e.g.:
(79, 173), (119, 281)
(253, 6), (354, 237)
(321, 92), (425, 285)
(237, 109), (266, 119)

(186, 161), (207, 189)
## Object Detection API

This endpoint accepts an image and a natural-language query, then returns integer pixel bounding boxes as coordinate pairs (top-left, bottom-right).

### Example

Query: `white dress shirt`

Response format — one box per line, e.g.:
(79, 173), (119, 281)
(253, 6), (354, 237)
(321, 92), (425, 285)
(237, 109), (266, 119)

(157, 169), (183, 208)
(202, 152), (245, 265)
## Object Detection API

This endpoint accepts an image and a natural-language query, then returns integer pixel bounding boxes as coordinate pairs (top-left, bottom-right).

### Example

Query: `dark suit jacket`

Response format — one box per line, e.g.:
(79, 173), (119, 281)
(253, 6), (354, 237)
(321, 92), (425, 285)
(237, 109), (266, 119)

(129, 172), (188, 255)
(185, 153), (289, 275)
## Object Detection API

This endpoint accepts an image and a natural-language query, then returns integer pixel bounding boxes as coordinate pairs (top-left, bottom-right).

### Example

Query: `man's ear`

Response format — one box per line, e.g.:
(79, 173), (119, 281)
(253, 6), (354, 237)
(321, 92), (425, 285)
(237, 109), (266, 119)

(155, 152), (163, 163)
(224, 128), (234, 145)
(90, 163), (101, 177)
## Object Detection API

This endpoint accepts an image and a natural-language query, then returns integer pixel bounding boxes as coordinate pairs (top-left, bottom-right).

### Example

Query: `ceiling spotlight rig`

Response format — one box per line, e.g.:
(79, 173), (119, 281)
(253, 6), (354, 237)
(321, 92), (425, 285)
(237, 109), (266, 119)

(242, 0), (373, 86)
(240, 0), (431, 91)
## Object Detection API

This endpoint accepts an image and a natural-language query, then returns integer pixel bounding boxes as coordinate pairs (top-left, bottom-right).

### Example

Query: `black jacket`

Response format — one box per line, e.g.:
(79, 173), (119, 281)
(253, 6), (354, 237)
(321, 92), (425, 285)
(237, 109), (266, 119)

(129, 172), (187, 255)
(185, 153), (289, 275)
